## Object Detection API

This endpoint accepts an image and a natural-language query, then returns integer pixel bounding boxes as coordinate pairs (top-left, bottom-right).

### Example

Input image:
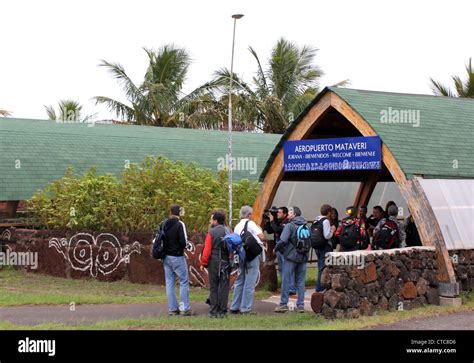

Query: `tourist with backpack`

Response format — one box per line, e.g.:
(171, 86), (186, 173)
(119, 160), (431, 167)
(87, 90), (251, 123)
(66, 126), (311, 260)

(274, 206), (310, 313)
(160, 205), (192, 316)
(373, 205), (405, 250)
(310, 204), (336, 292)
(200, 211), (232, 318)
(335, 206), (368, 252)
(229, 206), (264, 315)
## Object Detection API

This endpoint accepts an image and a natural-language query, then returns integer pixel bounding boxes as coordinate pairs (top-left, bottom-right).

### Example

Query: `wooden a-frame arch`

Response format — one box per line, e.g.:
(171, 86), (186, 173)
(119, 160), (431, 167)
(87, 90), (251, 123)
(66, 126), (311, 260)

(252, 90), (456, 283)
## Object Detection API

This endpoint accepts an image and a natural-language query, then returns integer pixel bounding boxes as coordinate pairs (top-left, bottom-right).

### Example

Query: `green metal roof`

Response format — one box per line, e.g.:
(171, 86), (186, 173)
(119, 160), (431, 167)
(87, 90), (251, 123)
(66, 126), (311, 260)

(0, 118), (281, 201)
(260, 87), (474, 181)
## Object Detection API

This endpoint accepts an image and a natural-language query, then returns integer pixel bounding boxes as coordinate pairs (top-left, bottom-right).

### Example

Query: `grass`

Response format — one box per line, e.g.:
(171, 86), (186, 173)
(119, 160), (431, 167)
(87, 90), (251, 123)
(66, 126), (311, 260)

(0, 269), (271, 306)
(276, 265), (318, 286)
(0, 292), (472, 330)
(0, 269), (472, 330)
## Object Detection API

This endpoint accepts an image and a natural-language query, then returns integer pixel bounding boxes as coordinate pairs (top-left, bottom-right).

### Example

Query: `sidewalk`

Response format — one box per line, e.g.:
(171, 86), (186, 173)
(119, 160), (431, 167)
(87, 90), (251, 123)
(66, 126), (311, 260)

(0, 300), (279, 326)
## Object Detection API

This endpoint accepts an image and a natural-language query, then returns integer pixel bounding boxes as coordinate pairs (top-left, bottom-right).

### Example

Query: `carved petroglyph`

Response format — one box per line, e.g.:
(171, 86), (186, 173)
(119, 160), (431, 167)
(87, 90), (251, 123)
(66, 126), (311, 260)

(49, 233), (141, 278)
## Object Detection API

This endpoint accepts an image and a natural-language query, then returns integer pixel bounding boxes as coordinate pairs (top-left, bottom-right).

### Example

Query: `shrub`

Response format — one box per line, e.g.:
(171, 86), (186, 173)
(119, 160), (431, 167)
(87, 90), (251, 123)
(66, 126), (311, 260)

(27, 156), (260, 233)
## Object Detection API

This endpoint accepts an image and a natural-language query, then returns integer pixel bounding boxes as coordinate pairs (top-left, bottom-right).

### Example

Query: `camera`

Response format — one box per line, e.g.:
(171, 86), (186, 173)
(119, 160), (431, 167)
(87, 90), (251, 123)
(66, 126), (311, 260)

(263, 207), (279, 220)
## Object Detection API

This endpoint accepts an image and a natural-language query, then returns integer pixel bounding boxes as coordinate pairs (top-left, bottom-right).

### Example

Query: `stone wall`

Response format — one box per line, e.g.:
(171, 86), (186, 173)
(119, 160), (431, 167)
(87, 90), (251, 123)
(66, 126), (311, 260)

(449, 249), (474, 292)
(311, 247), (441, 319)
(0, 227), (277, 290)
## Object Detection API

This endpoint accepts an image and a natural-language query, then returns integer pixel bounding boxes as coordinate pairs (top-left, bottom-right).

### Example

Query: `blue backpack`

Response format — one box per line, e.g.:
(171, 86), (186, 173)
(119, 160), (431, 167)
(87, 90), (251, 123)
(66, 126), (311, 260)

(152, 219), (168, 260)
(222, 233), (246, 266)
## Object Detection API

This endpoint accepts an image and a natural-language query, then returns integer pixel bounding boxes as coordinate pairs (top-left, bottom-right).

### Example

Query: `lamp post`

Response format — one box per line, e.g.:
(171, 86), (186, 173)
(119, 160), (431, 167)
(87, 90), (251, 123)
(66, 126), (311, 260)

(228, 13), (244, 228)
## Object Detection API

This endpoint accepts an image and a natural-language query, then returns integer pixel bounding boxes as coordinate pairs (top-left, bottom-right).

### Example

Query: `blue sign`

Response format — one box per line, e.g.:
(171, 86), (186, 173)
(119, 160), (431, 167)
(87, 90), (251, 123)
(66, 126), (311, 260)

(283, 136), (381, 172)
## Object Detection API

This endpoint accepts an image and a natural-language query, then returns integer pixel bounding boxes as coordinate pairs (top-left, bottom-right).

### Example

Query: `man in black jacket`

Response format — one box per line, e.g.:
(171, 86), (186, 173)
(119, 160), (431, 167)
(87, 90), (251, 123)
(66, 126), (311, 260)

(163, 204), (192, 316)
(266, 207), (296, 295)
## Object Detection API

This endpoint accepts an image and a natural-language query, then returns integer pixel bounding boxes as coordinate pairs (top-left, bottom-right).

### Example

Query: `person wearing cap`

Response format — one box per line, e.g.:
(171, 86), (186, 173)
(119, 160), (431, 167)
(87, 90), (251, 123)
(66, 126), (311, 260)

(335, 206), (368, 252)
(162, 204), (193, 316)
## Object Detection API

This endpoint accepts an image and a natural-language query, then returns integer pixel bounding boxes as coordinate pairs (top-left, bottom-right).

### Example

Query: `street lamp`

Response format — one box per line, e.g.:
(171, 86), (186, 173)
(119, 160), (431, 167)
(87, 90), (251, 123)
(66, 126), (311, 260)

(228, 13), (244, 228)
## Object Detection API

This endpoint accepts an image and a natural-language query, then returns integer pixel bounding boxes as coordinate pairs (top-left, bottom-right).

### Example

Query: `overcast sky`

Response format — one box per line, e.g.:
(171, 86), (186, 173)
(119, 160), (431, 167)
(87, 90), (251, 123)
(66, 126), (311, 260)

(1, 0), (472, 120)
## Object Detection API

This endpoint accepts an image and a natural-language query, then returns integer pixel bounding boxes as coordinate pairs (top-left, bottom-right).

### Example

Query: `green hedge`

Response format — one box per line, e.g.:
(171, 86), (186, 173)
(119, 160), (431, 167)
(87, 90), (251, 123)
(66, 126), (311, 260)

(27, 156), (260, 233)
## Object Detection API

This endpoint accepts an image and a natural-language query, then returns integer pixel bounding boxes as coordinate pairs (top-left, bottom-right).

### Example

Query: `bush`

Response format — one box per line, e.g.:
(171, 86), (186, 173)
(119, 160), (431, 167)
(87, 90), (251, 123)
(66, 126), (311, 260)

(27, 156), (260, 233)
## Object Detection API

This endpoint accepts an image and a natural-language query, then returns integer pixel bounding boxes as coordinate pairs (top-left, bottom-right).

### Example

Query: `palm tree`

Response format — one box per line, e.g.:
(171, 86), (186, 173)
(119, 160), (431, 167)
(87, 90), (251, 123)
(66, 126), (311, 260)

(45, 100), (95, 122)
(95, 45), (210, 127)
(206, 38), (325, 133)
(430, 58), (473, 98)
(0, 109), (11, 117)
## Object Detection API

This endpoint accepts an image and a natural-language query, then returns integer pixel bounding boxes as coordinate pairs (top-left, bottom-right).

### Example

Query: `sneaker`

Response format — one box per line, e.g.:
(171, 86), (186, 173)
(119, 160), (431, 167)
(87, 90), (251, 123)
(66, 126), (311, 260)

(230, 309), (240, 315)
(168, 310), (179, 316)
(297, 305), (305, 313)
(240, 310), (256, 315)
(181, 310), (194, 316)
(274, 305), (289, 313)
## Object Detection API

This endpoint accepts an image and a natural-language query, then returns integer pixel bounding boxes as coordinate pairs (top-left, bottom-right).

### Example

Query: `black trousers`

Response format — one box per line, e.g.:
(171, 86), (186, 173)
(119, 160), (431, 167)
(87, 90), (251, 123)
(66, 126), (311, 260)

(208, 261), (230, 316)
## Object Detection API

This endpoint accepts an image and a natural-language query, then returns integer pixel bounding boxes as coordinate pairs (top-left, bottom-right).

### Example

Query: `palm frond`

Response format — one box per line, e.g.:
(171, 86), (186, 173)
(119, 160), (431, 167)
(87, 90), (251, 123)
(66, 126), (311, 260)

(430, 78), (455, 97)
(93, 96), (136, 121)
(44, 105), (57, 120)
(0, 109), (12, 117)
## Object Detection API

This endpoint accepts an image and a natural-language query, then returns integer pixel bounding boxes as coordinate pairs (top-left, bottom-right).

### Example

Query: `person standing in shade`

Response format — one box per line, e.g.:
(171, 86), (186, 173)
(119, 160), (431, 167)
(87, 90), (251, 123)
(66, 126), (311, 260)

(312, 204), (336, 292)
(200, 211), (231, 318)
(329, 207), (341, 251)
(162, 204), (192, 316)
(229, 206), (264, 315)
(266, 207), (296, 295)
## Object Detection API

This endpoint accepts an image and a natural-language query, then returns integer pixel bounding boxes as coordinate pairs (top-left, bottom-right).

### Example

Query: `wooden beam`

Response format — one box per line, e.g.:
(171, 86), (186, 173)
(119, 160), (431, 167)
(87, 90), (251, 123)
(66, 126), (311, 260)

(353, 171), (381, 207)
(253, 92), (332, 226)
(5, 201), (19, 218)
(398, 177), (456, 283)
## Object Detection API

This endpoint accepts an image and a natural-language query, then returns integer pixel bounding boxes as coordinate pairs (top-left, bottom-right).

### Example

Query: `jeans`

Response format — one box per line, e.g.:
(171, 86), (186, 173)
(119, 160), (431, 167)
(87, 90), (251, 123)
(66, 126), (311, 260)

(315, 245), (331, 292)
(163, 255), (190, 312)
(277, 251), (296, 294)
(230, 255), (261, 313)
(280, 259), (307, 307)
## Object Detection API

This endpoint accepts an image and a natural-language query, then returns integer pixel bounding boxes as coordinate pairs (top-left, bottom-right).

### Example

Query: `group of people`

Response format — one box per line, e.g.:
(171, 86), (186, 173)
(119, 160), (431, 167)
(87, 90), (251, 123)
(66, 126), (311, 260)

(265, 201), (422, 311)
(157, 201), (421, 317)
(157, 204), (265, 318)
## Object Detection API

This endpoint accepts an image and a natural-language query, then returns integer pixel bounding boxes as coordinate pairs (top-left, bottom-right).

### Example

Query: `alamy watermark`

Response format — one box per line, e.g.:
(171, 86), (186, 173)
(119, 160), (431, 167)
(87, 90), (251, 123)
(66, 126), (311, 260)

(217, 154), (257, 175)
(0, 246), (38, 269)
(380, 107), (420, 127)
(325, 253), (365, 269)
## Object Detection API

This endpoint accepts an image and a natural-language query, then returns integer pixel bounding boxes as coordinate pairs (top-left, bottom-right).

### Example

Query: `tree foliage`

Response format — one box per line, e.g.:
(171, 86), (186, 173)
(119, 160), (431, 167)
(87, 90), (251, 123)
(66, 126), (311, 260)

(27, 156), (260, 233)
(430, 58), (474, 98)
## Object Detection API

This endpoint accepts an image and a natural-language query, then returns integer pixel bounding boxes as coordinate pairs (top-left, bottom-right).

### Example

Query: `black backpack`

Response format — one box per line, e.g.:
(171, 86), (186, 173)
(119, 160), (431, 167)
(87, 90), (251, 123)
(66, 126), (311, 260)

(339, 220), (360, 250)
(374, 219), (399, 249)
(240, 220), (263, 262)
(295, 224), (312, 254)
(310, 217), (328, 250)
(152, 218), (168, 260)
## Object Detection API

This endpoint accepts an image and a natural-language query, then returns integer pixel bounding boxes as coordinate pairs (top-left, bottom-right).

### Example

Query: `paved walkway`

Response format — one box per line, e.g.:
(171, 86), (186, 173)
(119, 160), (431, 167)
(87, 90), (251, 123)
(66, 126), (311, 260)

(367, 310), (474, 330)
(0, 290), (314, 326)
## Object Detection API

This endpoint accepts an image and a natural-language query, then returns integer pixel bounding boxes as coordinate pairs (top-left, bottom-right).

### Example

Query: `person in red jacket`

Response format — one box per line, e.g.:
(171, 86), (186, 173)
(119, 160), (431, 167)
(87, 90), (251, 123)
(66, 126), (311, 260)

(200, 211), (231, 318)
